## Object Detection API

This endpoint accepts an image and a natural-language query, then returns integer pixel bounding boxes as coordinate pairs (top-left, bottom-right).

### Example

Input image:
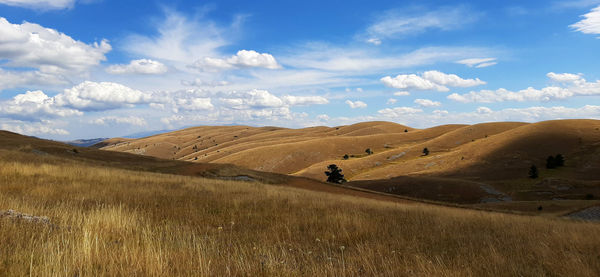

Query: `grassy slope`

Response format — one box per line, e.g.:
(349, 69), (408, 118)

(1, 148), (600, 276)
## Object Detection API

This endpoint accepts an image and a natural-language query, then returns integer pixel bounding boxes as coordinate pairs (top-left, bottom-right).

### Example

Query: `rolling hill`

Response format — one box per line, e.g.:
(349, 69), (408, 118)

(100, 119), (600, 181)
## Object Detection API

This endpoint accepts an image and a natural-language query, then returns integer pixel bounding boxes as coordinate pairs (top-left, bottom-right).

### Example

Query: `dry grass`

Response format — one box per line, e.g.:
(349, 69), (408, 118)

(1, 151), (600, 276)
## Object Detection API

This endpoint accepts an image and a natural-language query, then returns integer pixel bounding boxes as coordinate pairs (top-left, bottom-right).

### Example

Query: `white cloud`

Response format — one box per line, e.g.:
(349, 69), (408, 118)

(381, 74), (447, 91)
(381, 70), (485, 91)
(220, 89), (284, 109)
(282, 95), (329, 106)
(393, 91), (410, 96)
(547, 72), (584, 83)
(476, 106), (493, 114)
(123, 10), (226, 63)
(106, 59), (168, 75)
(0, 68), (68, 90)
(0, 90), (82, 120)
(316, 114), (330, 121)
(345, 100), (367, 109)
(386, 98), (397, 104)
(92, 116), (147, 126)
(0, 0), (75, 10)
(571, 5), (600, 36)
(279, 45), (494, 73)
(414, 98), (441, 107)
(448, 72), (600, 103)
(0, 17), (110, 90)
(1, 121), (69, 135)
(365, 7), (479, 42)
(181, 79), (229, 87)
(0, 17), (111, 73)
(377, 107), (423, 117)
(366, 38), (382, 45)
(456, 57), (497, 68)
(175, 98), (214, 111)
(191, 50), (281, 71)
(54, 81), (151, 111)
(422, 70), (486, 87)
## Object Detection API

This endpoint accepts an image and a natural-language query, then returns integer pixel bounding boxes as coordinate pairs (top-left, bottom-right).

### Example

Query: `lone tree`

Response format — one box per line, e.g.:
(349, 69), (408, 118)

(365, 148), (373, 155)
(343, 154), (349, 160)
(529, 165), (539, 179)
(422, 147), (430, 156)
(546, 156), (556, 169)
(325, 164), (346, 184)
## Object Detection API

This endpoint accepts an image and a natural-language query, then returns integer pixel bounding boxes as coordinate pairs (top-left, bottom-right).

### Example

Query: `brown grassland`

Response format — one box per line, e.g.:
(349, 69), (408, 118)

(1, 146), (600, 275)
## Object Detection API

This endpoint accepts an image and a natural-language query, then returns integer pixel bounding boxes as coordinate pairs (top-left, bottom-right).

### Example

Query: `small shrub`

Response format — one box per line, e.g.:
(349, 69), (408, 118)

(343, 154), (349, 160)
(422, 148), (429, 156)
(365, 148), (373, 155)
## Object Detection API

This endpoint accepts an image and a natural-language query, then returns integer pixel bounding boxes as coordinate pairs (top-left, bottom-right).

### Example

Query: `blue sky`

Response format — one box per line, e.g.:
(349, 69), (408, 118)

(1, 0), (600, 139)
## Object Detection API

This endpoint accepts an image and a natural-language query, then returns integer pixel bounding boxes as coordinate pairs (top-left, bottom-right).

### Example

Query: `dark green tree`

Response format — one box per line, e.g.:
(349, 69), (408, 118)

(546, 156), (556, 169)
(343, 154), (349, 160)
(325, 164), (346, 184)
(529, 165), (539, 179)
(554, 154), (565, 167)
(365, 148), (373, 155)
(422, 147), (429, 156)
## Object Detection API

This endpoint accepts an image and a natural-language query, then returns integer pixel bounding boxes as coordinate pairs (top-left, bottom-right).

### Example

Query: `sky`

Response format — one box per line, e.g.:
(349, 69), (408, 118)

(1, 0), (600, 140)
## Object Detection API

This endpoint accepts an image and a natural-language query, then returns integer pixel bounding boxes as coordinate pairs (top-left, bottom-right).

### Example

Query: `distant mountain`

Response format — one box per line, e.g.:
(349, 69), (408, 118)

(63, 138), (109, 147)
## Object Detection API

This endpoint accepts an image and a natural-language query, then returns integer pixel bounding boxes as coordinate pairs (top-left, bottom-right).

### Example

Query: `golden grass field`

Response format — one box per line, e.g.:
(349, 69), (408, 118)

(2, 148), (600, 276)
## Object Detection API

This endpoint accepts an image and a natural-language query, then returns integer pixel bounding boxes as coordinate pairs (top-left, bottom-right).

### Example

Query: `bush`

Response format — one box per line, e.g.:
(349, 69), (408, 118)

(343, 154), (349, 160)
(365, 148), (373, 155)
(422, 148), (429, 156)
(324, 164), (346, 184)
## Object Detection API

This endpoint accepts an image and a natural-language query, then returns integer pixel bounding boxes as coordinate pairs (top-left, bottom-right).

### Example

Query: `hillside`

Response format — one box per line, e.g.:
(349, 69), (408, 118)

(101, 119), (600, 181)
(1, 130), (600, 276)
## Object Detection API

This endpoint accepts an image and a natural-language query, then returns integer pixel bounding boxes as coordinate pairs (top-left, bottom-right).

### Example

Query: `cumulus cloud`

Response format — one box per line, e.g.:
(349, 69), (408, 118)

(377, 107), (423, 117)
(414, 98), (442, 107)
(0, 0), (75, 10)
(448, 72), (600, 103)
(1, 121), (69, 135)
(106, 59), (168, 75)
(220, 89), (284, 109)
(0, 17), (110, 90)
(386, 98), (397, 104)
(365, 6), (479, 43)
(345, 100), (367, 109)
(381, 70), (485, 92)
(92, 116), (147, 126)
(547, 72), (584, 83)
(191, 50), (281, 71)
(0, 90), (82, 120)
(54, 81), (151, 111)
(456, 57), (497, 68)
(0, 17), (110, 73)
(570, 5), (600, 36)
(282, 95), (329, 106)
(476, 106), (493, 114)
